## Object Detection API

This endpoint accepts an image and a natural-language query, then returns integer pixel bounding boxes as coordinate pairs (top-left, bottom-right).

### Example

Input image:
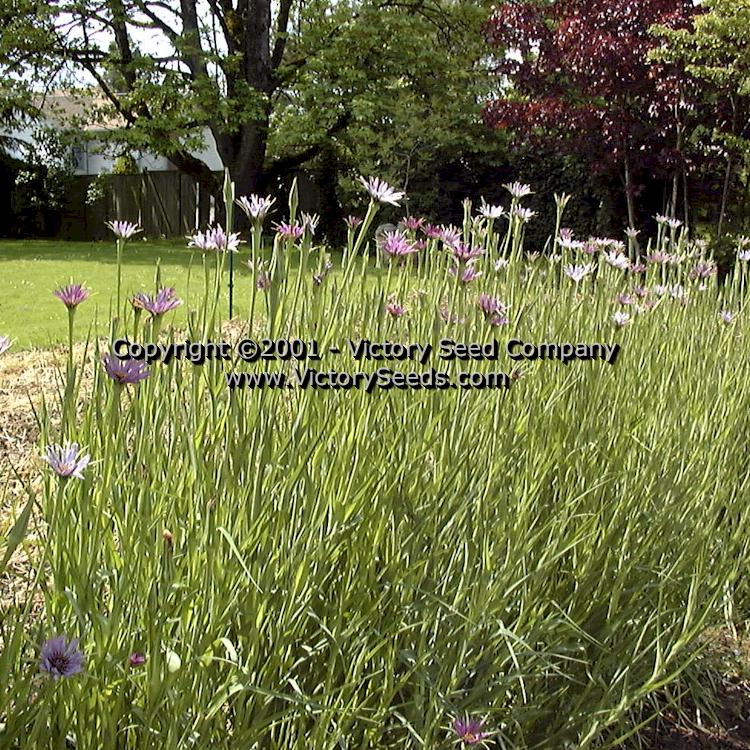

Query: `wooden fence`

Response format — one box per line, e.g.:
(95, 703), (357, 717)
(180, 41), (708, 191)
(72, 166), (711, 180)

(58, 170), (322, 241)
(59, 171), (220, 241)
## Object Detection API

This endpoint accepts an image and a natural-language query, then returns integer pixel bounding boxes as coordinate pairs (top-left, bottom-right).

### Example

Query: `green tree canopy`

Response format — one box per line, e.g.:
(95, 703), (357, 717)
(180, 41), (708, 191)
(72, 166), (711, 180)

(650, 0), (750, 234)
(0, 0), (495, 207)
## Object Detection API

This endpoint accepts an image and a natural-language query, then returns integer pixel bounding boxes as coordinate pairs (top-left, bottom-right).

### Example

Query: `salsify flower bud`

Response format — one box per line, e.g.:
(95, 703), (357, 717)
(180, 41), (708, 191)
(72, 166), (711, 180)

(128, 652), (147, 667)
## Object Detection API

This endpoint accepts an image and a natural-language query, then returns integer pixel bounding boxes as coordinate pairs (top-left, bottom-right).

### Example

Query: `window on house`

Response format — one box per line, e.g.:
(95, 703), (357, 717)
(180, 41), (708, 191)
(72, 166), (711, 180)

(72, 145), (86, 172)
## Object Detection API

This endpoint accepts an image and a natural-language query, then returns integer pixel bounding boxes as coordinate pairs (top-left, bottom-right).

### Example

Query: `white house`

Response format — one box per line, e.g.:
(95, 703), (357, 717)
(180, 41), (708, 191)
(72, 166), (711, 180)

(3, 90), (223, 176)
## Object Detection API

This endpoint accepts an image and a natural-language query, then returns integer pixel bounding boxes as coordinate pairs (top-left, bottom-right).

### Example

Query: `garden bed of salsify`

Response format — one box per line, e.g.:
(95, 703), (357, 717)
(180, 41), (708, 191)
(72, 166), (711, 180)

(2, 180), (750, 748)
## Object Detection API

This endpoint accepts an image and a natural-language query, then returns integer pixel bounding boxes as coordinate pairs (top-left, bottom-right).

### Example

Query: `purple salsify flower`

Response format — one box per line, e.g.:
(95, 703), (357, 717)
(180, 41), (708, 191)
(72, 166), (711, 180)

(381, 231), (419, 258)
(604, 252), (630, 271)
(612, 311), (631, 328)
(647, 251), (671, 265)
(558, 236), (584, 251)
(106, 220), (142, 240)
(273, 222), (305, 240)
(103, 353), (150, 386)
(478, 201), (504, 219)
(452, 715), (493, 747)
(130, 292), (150, 312)
(401, 216), (424, 231)
(526, 251), (540, 262)
(0, 335), (11, 356)
(494, 259), (509, 271)
(630, 262), (647, 274)
(301, 212), (320, 235)
(655, 213), (669, 225)
(344, 215), (363, 230)
(633, 286), (648, 298)
(439, 225), (462, 247)
(422, 223), (443, 240)
(43, 442), (91, 480)
(439, 306), (465, 324)
(503, 181), (533, 199)
(208, 225), (243, 252)
(187, 229), (214, 252)
(54, 283), (90, 309)
(559, 227), (574, 242)
(137, 288), (182, 316)
(689, 261), (717, 279)
(489, 313), (509, 326)
(357, 175), (404, 206)
(256, 271), (272, 291)
(512, 206), (536, 223)
(39, 636), (85, 679)
(563, 263), (594, 283)
(131, 293), (149, 311)
(719, 310), (734, 325)
(386, 301), (406, 318)
(236, 194), (275, 222)
(738, 249), (750, 262)
(581, 241), (599, 255)
(625, 227), (640, 240)
(477, 294), (505, 317)
(449, 264), (482, 284)
(666, 217), (683, 230)
(413, 239), (427, 251)
(128, 652), (147, 667)
(188, 226), (243, 253)
(451, 242), (484, 264)
(616, 293), (634, 306)
(669, 284), (687, 301)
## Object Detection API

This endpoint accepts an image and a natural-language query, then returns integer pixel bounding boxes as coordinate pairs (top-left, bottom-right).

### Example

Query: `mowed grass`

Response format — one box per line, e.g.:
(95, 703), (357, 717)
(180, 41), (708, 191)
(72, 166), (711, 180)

(0, 238), (351, 349)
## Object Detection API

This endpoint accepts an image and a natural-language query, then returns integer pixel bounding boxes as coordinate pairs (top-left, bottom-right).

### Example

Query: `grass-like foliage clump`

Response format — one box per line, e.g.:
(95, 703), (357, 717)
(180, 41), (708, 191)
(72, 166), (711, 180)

(1, 178), (750, 749)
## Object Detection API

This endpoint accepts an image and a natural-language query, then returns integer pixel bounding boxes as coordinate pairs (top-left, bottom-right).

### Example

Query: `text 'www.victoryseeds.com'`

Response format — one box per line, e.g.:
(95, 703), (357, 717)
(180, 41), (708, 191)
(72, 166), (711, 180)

(110, 337), (622, 392)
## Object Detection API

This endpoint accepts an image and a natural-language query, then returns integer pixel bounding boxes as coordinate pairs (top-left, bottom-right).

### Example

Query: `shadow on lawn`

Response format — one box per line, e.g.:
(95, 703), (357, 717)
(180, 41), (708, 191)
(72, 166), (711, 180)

(0, 240), (360, 274)
(0, 240), (227, 269)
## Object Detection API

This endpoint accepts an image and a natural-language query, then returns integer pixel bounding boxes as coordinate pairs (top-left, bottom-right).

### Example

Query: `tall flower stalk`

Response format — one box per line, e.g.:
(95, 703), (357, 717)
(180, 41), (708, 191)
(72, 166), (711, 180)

(237, 191), (275, 328)
(106, 221), (142, 317)
(223, 170), (236, 319)
(54, 283), (89, 375)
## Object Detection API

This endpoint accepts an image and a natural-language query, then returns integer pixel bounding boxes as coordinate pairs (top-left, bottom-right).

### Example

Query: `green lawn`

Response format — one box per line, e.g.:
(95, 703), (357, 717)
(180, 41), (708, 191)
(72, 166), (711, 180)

(0, 238), (331, 349)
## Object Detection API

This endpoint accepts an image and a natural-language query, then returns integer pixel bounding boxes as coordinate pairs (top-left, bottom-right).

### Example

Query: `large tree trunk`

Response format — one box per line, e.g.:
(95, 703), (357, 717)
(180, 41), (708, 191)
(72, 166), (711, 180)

(228, 119), (270, 199)
(209, 0), (274, 207)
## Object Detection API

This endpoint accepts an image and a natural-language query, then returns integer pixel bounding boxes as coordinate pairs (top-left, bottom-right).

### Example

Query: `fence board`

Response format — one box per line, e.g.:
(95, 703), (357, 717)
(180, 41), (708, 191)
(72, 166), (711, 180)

(58, 169), (321, 241)
(60, 171), (220, 241)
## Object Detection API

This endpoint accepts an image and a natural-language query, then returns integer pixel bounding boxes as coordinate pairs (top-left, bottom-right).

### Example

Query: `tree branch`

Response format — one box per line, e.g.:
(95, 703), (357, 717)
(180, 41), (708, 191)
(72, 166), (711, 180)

(271, 0), (294, 71)
(268, 109), (351, 174)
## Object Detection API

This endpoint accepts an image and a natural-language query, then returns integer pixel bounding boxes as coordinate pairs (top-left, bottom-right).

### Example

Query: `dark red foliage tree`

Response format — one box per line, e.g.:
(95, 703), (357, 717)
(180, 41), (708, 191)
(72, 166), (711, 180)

(483, 0), (698, 231)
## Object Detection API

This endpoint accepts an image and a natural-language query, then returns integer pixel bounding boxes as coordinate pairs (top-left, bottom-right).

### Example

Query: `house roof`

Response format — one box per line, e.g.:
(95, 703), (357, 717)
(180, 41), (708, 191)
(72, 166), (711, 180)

(33, 91), (125, 131)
